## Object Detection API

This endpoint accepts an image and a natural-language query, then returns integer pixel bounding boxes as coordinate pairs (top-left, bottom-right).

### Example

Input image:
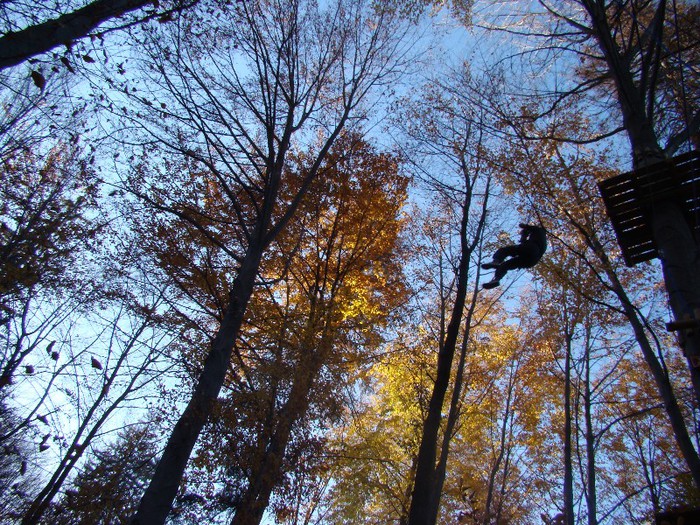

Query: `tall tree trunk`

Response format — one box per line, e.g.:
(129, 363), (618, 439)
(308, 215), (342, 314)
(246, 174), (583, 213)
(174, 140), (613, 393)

(409, 159), (490, 525)
(484, 364), (516, 525)
(230, 365), (319, 525)
(650, 201), (700, 408)
(583, 337), (597, 525)
(429, 276), (482, 523)
(582, 0), (700, 413)
(399, 456), (419, 525)
(132, 243), (264, 524)
(561, 170), (700, 487)
(612, 275), (700, 487)
(429, 335), (467, 523)
(563, 330), (575, 525)
(589, 234), (700, 487)
(230, 324), (328, 525)
(407, 207), (471, 525)
(0, 0), (194, 70)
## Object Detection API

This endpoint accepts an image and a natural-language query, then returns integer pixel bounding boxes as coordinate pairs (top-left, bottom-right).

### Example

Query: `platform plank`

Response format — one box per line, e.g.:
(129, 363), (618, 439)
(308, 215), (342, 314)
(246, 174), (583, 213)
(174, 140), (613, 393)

(598, 151), (700, 266)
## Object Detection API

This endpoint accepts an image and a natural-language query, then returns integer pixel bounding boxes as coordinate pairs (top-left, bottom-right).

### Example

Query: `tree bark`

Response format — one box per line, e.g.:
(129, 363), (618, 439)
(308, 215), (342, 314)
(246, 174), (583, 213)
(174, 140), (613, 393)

(399, 456), (418, 525)
(429, 273), (482, 523)
(563, 331), (575, 525)
(131, 244), (263, 524)
(484, 366), (515, 525)
(407, 207), (471, 525)
(591, 235), (700, 487)
(650, 200), (700, 408)
(583, 342), (597, 525)
(0, 0), (185, 70)
(429, 335), (467, 523)
(230, 330), (326, 525)
(561, 169), (700, 488)
(581, 1), (666, 168)
(582, 0), (700, 413)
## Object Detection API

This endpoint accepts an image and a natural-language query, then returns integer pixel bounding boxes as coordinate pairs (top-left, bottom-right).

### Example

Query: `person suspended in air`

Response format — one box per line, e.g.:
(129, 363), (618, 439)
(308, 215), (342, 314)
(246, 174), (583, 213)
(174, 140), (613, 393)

(482, 223), (547, 289)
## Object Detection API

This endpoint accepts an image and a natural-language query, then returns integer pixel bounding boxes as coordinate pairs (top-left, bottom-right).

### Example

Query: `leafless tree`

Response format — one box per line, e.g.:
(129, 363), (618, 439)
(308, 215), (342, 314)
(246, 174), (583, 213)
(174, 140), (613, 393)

(19, 290), (181, 524)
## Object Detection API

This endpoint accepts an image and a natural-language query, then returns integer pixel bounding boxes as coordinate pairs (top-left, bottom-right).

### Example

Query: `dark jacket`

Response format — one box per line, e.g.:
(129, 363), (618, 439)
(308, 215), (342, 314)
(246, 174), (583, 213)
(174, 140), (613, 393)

(519, 224), (547, 259)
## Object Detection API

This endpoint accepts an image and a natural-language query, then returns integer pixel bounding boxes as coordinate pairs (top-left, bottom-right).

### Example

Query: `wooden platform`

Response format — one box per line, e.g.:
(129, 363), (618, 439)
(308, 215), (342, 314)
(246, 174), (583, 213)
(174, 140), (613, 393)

(598, 150), (700, 266)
